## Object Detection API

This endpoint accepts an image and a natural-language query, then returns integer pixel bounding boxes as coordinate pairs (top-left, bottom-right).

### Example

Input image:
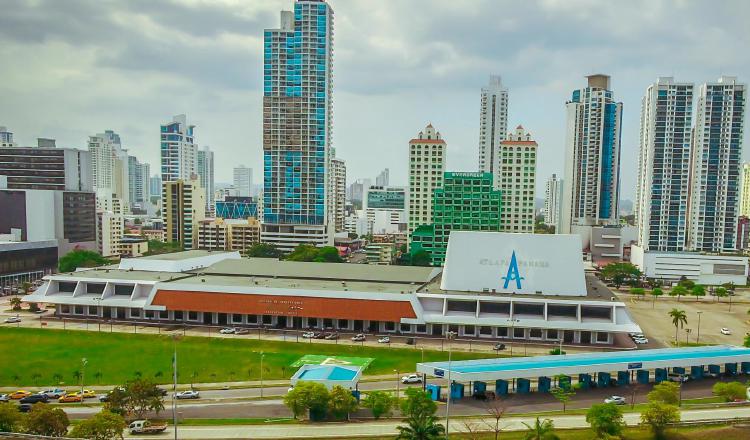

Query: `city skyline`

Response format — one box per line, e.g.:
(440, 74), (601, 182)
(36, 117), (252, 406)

(2, 1), (748, 200)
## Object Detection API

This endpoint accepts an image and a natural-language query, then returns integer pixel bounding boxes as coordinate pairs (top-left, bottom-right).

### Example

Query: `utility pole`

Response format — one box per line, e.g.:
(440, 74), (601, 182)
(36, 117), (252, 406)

(80, 358), (87, 406)
(260, 352), (265, 398)
(445, 330), (457, 439)
(172, 334), (178, 440)
(696, 311), (702, 344)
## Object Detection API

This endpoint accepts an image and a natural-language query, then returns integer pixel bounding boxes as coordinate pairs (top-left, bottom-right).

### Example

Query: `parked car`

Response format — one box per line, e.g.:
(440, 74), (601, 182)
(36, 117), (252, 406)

(604, 395), (626, 405)
(301, 331), (316, 339)
(74, 389), (96, 399)
(493, 343), (506, 351)
(633, 337), (649, 344)
(667, 373), (689, 383)
(175, 390), (200, 399)
(324, 332), (339, 340)
(58, 394), (82, 403)
(351, 333), (366, 342)
(313, 332), (326, 339)
(20, 394), (49, 404)
(8, 391), (31, 400)
(219, 327), (235, 334)
(401, 374), (422, 384)
(377, 336), (390, 344)
(18, 403), (32, 413)
(234, 328), (249, 335)
(0, 394), (10, 402)
(38, 388), (65, 399)
(4, 316), (21, 324)
(721, 328), (732, 335)
(128, 420), (168, 434)
(156, 387), (168, 396)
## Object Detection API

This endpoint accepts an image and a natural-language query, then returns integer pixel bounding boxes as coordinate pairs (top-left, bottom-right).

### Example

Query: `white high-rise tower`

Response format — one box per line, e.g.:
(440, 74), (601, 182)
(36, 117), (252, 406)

(478, 75), (508, 188)
(197, 146), (215, 215)
(160, 114), (197, 183)
(544, 174), (562, 229)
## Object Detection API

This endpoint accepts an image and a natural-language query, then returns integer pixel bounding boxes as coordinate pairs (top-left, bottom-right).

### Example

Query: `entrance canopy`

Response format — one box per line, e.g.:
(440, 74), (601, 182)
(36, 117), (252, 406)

(290, 364), (363, 390)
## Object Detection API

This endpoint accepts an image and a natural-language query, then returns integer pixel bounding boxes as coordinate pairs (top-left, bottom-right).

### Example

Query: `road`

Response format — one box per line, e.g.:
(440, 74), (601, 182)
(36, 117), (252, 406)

(122, 406), (750, 439)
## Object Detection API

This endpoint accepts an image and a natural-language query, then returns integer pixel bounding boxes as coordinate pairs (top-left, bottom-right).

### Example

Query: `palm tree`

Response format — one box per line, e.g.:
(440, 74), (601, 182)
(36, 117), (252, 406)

(93, 371), (103, 384)
(31, 373), (42, 386)
(669, 309), (688, 347)
(395, 413), (445, 440)
(522, 417), (559, 440)
(9, 297), (22, 311)
(52, 373), (63, 384)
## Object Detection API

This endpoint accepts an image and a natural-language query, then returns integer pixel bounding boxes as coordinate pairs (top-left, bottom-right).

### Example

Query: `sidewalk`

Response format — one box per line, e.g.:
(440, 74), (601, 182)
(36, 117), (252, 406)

(124, 406), (750, 439)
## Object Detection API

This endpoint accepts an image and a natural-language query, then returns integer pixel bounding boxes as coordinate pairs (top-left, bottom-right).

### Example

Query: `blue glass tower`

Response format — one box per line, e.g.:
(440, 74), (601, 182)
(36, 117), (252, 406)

(262, 1), (333, 251)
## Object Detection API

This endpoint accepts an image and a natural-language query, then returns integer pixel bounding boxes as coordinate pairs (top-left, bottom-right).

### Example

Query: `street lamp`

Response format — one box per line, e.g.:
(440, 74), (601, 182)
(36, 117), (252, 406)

(171, 334), (180, 440)
(508, 318), (520, 356)
(394, 369), (400, 399)
(80, 358), (88, 406)
(420, 347), (424, 363)
(260, 352), (266, 398)
(445, 330), (457, 440)
(696, 311), (703, 344)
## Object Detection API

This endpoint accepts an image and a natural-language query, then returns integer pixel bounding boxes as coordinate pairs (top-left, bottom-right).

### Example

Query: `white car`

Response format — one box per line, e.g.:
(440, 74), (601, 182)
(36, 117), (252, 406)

(39, 388), (65, 399)
(721, 328), (732, 335)
(633, 337), (649, 344)
(301, 331), (316, 339)
(219, 328), (235, 334)
(351, 333), (366, 342)
(4, 316), (21, 324)
(0, 394), (9, 402)
(377, 336), (390, 344)
(175, 390), (200, 399)
(604, 395), (626, 405)
(629, 333), (645, 339)
(401, 374), (422, 384)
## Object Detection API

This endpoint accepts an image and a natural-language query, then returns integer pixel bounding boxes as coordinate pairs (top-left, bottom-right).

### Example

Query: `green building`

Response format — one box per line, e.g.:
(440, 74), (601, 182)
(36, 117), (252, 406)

(411, 172), (502, 266)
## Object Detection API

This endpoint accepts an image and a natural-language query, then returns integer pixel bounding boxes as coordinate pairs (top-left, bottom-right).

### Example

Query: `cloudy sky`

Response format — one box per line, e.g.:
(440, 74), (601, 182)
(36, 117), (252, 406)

(1, 0), (748, 200)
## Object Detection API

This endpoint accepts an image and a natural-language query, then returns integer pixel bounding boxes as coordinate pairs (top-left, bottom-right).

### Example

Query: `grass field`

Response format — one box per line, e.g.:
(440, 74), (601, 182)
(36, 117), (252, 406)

(0, 327), (494, 387)
(289, 354), (374, 368)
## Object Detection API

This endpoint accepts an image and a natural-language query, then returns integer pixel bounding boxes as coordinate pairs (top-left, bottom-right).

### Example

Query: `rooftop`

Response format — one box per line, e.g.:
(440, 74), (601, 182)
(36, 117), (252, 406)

(137, 250), (229, 261)
(52, 268), (190, 283)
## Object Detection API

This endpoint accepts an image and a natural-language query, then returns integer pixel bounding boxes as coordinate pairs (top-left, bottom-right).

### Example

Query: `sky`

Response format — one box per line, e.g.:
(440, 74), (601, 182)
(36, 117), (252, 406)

(1, 0), (748, 201)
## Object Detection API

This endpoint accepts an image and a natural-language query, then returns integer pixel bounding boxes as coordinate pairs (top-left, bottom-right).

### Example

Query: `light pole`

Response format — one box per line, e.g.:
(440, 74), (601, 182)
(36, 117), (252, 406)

(172, 334), (179, 440)
(260, 352), (265, 398)
(394, 369), (400, 399)
(420, 347), (424, 363)
(445, 330), (457, 440)
(696, 311), (703, 344)
(80, 358), (87, 406)
(508, 318), (520, 356)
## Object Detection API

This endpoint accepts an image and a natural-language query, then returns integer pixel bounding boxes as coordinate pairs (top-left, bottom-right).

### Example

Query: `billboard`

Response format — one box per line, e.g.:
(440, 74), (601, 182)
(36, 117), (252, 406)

(366, 190), (405, 210)
(440, 231), (586, 296)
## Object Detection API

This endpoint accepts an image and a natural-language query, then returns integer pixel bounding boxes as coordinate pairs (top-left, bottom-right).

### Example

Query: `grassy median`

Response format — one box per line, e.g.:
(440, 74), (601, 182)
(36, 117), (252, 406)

(0, 327), (494, 387)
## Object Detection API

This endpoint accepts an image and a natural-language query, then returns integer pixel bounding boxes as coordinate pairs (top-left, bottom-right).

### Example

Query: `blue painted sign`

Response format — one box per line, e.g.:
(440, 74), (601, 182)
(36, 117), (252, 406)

(501, 251), (525, 289)
(434, 368), (445, 378)
(628, 362), (642, 370)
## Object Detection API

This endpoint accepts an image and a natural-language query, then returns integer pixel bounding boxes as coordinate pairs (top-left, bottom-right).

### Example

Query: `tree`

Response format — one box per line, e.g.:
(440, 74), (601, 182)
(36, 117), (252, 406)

(283, 381), (330, 420)
(314, 246), (344, 263)
(143, 239), (183, 256)
(244, 243), (282, 259)
(668, 309), (687, 347)
(669, 285), (687, 302)
(690, 284), (706, 301)
(104, 379), (164, 420)
(362, 390), (397, 419)
(69, 410), (126, 440)
(714, 287), (728, 302)
(679, 278), (695, 290)
(58, 249), (109, 272)
(285, 245), (343, 263)
(586, 403), (624, 439)
(647, 381), (680, 406)
(396, 388), (444, 440)
(745, 333), (750, 348)
(0, 404), (23, 433)
(400, 388), (437, 419)
(9, 297), (21, 311)
(21, 281), (33, 295)
(328, 385), (358, 421)
(630, 287), (646, 298)
(600, 262), (641, 288)
(103, 387), (128, 416)
(650, 287), (663, 308)
(712, 381), (747, 402)
(411, 250), (432, 267)
(522, 417), (559, 440)
(24, 404), (69, 437)
(640, 402), (680, 440)
(482, 399), (507, 440)
(550, 383), (575, 412)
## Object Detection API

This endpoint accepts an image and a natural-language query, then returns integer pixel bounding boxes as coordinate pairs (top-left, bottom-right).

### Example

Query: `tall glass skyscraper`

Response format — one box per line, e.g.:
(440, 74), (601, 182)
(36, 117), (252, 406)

(160, 114), (196, 183)
(261, 0), (333, 251)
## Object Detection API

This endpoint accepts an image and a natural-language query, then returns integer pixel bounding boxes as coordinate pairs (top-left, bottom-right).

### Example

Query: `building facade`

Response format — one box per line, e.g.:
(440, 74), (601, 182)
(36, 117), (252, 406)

(162, 179), (206, 250)
(261, 1), (334, 251)
(233, 165), (253, 198)
(375, 168), (390, 187)
(0, 126), (15, 148)
(330, 153), (346, 232)
(497, 125), (537, 233)
(363, 186), (407, 235)
(478, 75), (509, 177)
(197, 146), (215, 215)
(215, 196), (258, 219)
(88, 130), (118, 193)
(544, 174), (562, 228)
(635, 77), (694, 252)
(687, 77), (746, 252)
(561, 75), (623, 234)
(408, 124), (446, 241)
(160, 114), (197, 183)
(0, 146), (93, 192)
(128, 156), (150, 206)
(741, 163), (750, 218)
(197, 218), (261, 253)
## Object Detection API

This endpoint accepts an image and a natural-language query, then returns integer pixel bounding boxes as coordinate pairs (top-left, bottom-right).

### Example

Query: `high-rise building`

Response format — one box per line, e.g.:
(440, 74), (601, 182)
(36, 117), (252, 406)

(330, 152), (346, 232)
(375, 168), (390, 187)
(347, 179), (371, 204)
(96, 195), (124, 257)
(0, 126), (16, 147)
(408, 124), (446, 241)
(162, 179), (206, 250)
(128, 156), (150, 205)
(149, 176), (161, 201)
(687, 76), (746, 252)
(160, 114), (197, 183)
(261, 1), (334, 252)
(544, 174), (562, 229)
(197, 146), (215, 215)
(215, 196), (258, 219)
(197, 218), (261, 252)
(478, 75), (509, 178)
(497, 125), (537, 233)
(741, 163), (750, 218)
(0, 146), (92, 192)
(88, 130), (130, 211)
(233, 165), (253, 198)
(560, 74), (623, 234)
(635, 77), (694, 251)
(363, 185), (407, 234)
(411, 172), (502, 266)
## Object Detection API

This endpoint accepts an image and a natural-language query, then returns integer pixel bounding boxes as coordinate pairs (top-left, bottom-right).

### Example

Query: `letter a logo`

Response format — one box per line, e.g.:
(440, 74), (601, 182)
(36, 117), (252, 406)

(502, 251), (524, 290)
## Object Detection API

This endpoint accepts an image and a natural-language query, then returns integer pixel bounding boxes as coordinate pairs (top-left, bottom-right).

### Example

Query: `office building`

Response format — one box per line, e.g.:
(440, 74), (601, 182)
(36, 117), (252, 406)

(347, 179), (371, 204)
(0, 146), (92, 192)
(363, 186), (407, 234)
(330, 153), (346, 232)
(197, 146), (215, 214)
(97, 209), (124, 258)
(261, 1), (334, 252)
(215, 196), (258, 219)
(128, 156), (150, 205)
(544, 174), (562, 228)
(149, 176), (161, 201)
(88, 131), (119, 194)
(631, 245), (747, 286)
(741, 163), (750, 218)
(561, 74), (623, 235)
(162, 179), (206, 250)
(408, 124), (446, 241)
(635, 77), (694, 252)
(364, 242), (395, 265)
(478, 75), (509, 176)
(0, 126), (16, 147)
(687, 76), (746, 252)
(375, 169), (390, 187)
(737, 216), (750, 250)
(411, 172), (502, 266)
(497, 125), (537, 233)
(197, 218), (261, 252)
(160, 114), (197, 183)
(233, 165), (253, 198)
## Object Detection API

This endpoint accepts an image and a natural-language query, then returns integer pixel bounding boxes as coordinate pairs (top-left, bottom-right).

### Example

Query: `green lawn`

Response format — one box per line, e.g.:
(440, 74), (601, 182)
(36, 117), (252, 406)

(0, 327), (494, 387)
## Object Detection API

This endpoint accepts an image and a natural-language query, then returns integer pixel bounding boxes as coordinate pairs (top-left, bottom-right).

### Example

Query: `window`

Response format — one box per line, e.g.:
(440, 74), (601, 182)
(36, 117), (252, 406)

(86, 283), (105, 294)
(307, 317), (317, 327)
(497, 327), (508, 337)
(88, 306), (98, 316)
(400, 323), (411, 333)
(160, 311), (169, 319)
(61, 305), (70, 314)
(529, 328), (542, 338)
(596, 332), (609, 343)
(232, 314), (243, 324)
(58, 282), (77, 293)
(479, 326), (493, 336)
(416, 324), (427, 333)
(385, 322), (396, 331)
(513, 327), (525, 338)
(263, 315), (273, 325)
(338, 319), (349, 329)
(145, 310), (153, 319)
(74, 306), (84, 315)
(546, 329), (559, 340)
(188, 311), (198, 321)
(130, 309), (141, 318)
(463, 325), (475, 336)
